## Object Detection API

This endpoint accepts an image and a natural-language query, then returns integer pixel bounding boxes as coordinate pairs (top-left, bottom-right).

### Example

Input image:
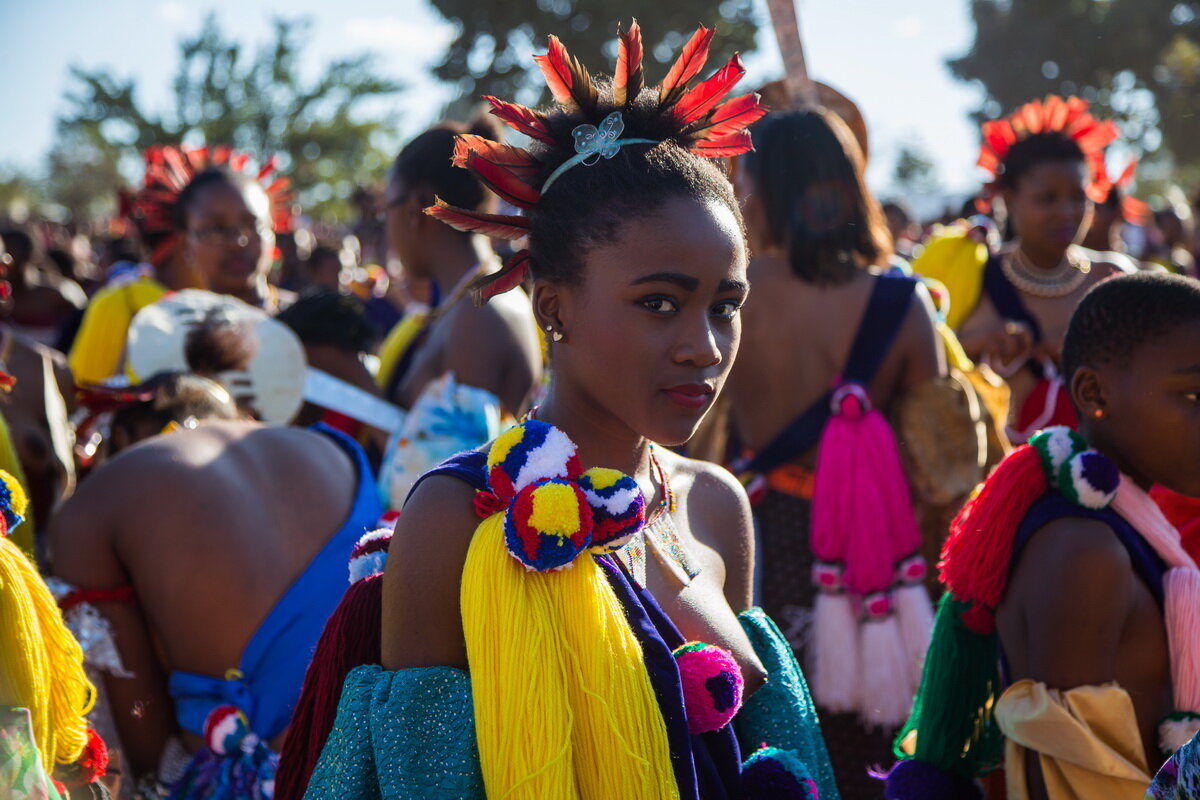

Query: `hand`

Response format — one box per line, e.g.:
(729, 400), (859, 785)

(984, 320), (1034, 368)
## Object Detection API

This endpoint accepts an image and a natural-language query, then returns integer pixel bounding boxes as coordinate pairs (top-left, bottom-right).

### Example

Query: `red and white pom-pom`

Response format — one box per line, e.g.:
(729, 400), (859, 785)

(204, 705), (254, 756)
(348, 528), (393, 584)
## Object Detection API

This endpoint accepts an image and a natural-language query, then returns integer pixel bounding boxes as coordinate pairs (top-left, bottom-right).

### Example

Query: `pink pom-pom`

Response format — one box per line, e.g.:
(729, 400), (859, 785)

(673, 641), (743, 734)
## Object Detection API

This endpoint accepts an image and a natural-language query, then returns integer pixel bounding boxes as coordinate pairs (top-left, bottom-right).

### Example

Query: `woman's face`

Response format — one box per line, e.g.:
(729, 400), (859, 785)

(547, 195), (749, 447)
(183, 180), (273, 297)
(384, 172), (427, 280)
(1004, 159), (1092, 258)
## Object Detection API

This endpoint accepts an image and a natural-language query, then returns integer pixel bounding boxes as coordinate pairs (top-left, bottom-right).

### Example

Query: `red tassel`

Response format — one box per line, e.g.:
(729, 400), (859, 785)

(659, 25), (715, 107)
(673, 54), (746, 125)
(75, 730), (109, 783)
(464, 153), (541, 209)
(425, 199), (530, 241)
(275, 576), (383, 800)
(613, 20), (644, 106)
(484, 97), (555, 144)
(939, 445), (1048, 610)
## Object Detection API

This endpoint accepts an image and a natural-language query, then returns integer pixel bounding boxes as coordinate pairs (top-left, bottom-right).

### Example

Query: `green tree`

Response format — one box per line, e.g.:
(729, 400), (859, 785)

(892, 143), (941, 198)
(427, 2), (761, 115)
(56, 15), (404, 222)
(950, 0), (1200, 181)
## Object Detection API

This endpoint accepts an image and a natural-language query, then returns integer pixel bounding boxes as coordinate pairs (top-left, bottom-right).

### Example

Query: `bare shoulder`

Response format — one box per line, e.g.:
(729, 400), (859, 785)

(1006, 514), (1134, 613)
(380, 472), (481, 669)
(660, 448), (754, 605)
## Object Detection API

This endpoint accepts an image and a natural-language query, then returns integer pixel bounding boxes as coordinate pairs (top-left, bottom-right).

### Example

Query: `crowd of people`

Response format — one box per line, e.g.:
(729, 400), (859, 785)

(3, 18), (1200, 800)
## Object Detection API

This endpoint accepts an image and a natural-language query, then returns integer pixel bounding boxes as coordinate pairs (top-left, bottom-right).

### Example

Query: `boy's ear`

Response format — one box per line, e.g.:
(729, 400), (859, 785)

(1071, 365), (1106, 418)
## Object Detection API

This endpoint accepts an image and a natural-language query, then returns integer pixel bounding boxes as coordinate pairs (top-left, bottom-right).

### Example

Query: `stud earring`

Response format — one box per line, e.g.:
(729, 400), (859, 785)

(545, 324), (563, 343)
(1093, 407), (1105, 419)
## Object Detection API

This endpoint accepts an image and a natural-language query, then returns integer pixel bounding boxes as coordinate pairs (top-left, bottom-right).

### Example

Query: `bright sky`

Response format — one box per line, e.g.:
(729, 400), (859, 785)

(1, 0), (986, 207)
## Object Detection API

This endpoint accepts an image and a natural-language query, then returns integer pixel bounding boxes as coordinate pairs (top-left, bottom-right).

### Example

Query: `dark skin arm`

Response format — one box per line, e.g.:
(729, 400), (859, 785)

(48, 462), (178, 775)
(380, 475), (478, 669)
(998, 518), (1136, 800)
(898, 283), (948, 393)
(441, 304), (537, 417)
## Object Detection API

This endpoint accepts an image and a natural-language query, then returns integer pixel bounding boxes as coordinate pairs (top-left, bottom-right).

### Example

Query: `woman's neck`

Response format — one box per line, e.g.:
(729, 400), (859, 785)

(1015, 238), (1070, 270)
(428, 234), (487, 294)
(535, 386), (654, 485)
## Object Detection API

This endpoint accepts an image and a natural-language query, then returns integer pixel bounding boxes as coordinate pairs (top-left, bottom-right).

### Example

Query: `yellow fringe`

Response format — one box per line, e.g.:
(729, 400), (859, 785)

(0, 536), (95, 771)
(461, 513), (679, 800)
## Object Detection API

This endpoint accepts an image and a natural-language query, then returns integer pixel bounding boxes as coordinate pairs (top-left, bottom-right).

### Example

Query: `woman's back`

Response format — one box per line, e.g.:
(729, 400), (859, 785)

(729, 258), (938, 467)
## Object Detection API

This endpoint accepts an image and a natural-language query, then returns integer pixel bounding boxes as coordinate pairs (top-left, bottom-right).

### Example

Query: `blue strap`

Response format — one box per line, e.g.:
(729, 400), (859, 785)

(982, 254), (1043, 343)
(741, 274), (918, 475)
(168, 423), (384, 741)
(404, 450), (489, 502)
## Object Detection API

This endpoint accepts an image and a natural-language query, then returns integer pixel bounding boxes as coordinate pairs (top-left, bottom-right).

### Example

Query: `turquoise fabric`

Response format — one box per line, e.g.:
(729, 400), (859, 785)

(302, 664), (483, 800)
(736, 607), (841, 800)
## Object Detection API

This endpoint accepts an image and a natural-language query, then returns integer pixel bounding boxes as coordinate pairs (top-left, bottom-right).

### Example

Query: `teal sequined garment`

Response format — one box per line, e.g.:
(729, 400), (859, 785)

(736, 607), (841, 800)
(302, 664), (483, 800)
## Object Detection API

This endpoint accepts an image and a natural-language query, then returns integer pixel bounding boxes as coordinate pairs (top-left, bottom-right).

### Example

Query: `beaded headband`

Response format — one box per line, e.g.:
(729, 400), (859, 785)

(425, 20), (769, 304)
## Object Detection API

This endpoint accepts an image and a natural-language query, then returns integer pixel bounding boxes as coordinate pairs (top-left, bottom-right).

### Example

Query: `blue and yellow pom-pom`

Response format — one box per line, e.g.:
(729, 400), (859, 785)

(578, 468), (645, 552)
(504, 478), (595, 571)
(0, 470), (28, 536)
(487, 420), (582, 502)
(485, 421), (650, 573)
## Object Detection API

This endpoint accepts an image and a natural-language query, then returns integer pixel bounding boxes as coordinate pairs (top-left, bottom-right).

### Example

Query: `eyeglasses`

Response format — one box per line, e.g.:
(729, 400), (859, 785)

(188, 222), (271, 246)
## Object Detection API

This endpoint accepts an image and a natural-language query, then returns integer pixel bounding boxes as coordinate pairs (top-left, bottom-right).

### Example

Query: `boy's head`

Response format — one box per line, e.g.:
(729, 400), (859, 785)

(1064, 271), (1200, 495)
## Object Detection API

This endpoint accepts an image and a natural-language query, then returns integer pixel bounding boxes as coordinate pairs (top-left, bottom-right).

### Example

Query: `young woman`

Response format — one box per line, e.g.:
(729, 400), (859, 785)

(890, 272), (1200, 799)
(726, 108), (944, 798)
(945, 96), (1134, 441)
(372, 115), (543, 506)
(284, 23), (838, 800)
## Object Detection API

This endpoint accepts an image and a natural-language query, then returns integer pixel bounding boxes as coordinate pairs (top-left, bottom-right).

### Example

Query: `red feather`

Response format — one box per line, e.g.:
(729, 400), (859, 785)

(687, 93), (768, 141)
(673, 54), (747, 125)
(484, 97), (555, 144)
(659, 25), (715, 107)
(473, 250), (532, 305)
(614, 20), (645, 106)
(533, 35), (597, 115)
(465, 152), (541, 208)
(452, 135), (541, 178)
(689, 130), (753, 158)
(425, 199), (530, 241)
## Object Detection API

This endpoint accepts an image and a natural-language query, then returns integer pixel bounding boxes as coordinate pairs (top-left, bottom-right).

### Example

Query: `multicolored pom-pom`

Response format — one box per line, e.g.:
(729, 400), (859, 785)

(0, 470), (28, 536)
(673, 641), (743, 734)
(348, 528), (392, 584)
(486, 420), (582, 502)
(739, 746), (819, 799)
(203, 705), (257, 756)
(1057, 449), (1120, 509)
(1031, 426), (1085, 480)
(504, 478), (595, 571)
(577, 467), (644, 552)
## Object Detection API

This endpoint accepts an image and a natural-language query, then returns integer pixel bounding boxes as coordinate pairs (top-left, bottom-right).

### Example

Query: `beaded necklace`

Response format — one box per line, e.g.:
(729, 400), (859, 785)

(1000, 242), (1091, 298)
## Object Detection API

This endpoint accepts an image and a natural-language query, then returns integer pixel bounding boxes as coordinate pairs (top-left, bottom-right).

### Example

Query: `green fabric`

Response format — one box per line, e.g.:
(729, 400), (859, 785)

(893, 594), (1004, 778)
(735, 607), (840, 800)
(303, 664), (483, 800)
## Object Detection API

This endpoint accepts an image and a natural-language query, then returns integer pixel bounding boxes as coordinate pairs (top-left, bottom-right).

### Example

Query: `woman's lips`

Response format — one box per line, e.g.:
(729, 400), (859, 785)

(662, 383), (713, 409)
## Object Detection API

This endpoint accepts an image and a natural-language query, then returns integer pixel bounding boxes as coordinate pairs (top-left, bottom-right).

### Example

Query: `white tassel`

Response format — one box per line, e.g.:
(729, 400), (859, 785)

(808, 593), (860, 713)
(859, 615), (917, 729)
(893, 583), (936, 692)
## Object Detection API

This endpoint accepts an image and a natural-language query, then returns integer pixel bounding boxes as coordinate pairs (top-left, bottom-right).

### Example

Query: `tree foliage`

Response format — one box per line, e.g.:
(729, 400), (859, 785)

(950, 0), (1200, 178)
(892, 143), (941, 197)
(55, 15), (404, 222)
(427, 1), (761, 114)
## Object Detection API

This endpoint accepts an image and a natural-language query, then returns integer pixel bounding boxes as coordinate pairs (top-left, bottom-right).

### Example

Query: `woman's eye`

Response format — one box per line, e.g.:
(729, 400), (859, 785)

(712, 301), (742, 320)
(640, 297), (679, 314)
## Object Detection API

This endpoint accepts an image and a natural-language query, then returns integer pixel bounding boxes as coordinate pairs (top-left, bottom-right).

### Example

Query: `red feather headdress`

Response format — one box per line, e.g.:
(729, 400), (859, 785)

(129, 145), (296, 266)
(426, 20), (769, 304)
(976, 95), (1119, 211)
